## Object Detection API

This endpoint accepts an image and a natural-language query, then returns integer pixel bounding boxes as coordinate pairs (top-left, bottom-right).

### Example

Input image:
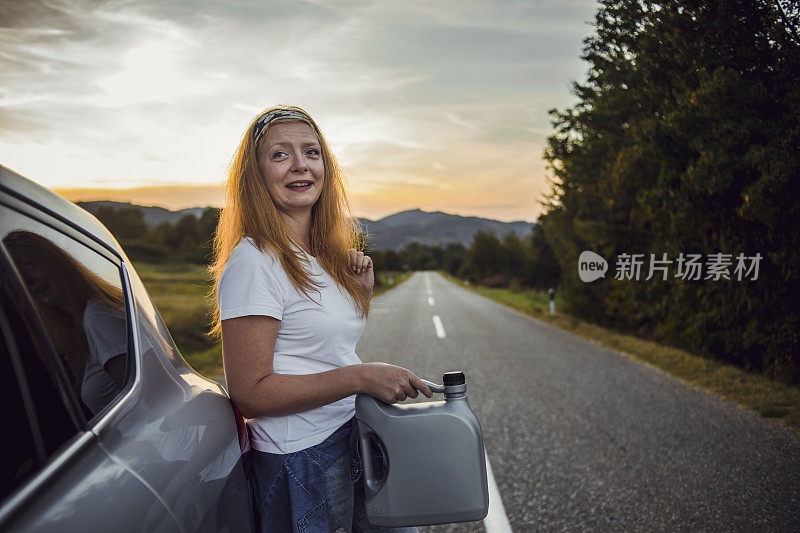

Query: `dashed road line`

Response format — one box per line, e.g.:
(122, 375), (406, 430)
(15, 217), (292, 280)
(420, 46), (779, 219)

(432, 315), (446, 338)
(484, 451), (513, 532)
(428, 296), (435, 306)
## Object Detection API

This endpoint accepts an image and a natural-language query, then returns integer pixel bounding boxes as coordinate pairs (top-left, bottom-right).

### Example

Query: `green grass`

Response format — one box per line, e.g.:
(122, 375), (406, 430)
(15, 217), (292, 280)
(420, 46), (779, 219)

(134, 263), (413, 381)
(134, 262), (222, 378)
(443, 273), (800, 434)
(182, 344), (225, 380)
(373, 271), (413, 296)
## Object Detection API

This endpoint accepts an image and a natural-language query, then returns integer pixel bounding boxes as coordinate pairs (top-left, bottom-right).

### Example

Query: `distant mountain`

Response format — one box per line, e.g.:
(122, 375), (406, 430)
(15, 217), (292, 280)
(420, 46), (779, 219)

(77, 201), (210, 228)
(76, 201), (534, 250)
(359, 209), (533, 251)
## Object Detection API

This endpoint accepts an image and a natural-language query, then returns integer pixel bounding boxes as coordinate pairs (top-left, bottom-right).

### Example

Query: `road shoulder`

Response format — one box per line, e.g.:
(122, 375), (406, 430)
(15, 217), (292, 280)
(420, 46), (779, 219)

(440, 272), (800, 434)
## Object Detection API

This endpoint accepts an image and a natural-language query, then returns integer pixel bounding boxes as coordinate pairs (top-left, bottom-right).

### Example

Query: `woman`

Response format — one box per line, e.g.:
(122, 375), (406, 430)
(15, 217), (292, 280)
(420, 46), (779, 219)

(211, 106), (431, 532)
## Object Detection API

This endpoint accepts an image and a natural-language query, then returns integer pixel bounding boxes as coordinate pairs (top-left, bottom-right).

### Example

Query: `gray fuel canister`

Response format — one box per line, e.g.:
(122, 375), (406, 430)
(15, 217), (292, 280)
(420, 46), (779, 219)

(354, 371), (489, 527)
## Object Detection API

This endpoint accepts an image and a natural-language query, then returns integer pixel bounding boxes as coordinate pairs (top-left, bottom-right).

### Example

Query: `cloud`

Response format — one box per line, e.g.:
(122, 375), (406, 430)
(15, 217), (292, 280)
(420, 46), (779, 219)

(1, 0), (597, 222)
(445, 112), (479, 132)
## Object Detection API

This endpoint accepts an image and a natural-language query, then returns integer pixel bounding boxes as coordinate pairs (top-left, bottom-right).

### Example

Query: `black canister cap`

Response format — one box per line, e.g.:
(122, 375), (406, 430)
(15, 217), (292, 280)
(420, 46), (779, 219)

(442, 371), (465, 386)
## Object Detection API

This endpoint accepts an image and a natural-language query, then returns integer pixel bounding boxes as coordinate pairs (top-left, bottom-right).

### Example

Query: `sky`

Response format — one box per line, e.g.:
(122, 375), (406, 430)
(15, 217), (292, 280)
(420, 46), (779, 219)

(1, 0), (598, 222)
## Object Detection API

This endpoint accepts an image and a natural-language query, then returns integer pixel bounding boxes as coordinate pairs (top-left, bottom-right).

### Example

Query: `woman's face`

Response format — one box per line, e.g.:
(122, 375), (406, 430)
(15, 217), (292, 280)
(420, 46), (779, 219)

(257, 121), (325, 218)
(14, 247), (63, 308)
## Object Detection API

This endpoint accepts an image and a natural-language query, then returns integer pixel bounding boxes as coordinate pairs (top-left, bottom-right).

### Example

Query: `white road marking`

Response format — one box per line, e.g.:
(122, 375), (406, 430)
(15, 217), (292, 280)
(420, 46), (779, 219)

(484, 451), (513, 533)
(432, 315), (446, 338)
(428, 296), (435, 306)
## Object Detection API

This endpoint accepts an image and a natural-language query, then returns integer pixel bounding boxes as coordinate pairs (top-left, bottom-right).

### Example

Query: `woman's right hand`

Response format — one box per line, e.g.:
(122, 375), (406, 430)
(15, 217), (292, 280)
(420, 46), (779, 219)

(356, 362), (433, 404)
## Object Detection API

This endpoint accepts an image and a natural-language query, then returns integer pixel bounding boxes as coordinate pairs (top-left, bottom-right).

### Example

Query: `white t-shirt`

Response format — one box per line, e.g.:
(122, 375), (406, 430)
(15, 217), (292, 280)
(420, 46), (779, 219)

(82, 300), (127, 414)
(217, 237), (366, 454)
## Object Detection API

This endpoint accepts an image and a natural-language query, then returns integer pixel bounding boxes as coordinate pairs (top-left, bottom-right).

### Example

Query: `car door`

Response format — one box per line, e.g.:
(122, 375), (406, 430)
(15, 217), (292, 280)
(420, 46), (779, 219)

(100, 262), (255, 533)
(0, 201), (180, 532)
(0, 167), (254, 532)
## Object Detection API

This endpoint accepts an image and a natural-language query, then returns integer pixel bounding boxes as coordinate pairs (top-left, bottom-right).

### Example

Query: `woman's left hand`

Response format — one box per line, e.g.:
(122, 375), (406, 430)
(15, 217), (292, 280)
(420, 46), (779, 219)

(349, 249), (374, 296)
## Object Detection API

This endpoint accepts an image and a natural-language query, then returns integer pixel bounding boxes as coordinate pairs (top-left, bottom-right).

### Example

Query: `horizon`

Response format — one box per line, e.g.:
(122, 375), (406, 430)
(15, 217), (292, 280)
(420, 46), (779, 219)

(2, 0), (597, 224)
(54, 184), (544, 222)
(71, 196), (537, 224)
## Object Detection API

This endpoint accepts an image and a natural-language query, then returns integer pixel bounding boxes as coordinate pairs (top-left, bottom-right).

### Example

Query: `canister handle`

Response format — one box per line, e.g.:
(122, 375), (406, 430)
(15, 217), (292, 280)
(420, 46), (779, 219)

(359, 426), (381, 495)
(421, 379), (445, 394)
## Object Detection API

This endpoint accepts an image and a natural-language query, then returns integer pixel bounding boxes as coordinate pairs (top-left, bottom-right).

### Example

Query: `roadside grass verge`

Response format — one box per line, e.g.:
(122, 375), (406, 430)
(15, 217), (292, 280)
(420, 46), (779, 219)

(443, 273), (800, 434)
(135, 263), (412, 381)
(134, 262), (222, 378)
(373, 271), (413, 297)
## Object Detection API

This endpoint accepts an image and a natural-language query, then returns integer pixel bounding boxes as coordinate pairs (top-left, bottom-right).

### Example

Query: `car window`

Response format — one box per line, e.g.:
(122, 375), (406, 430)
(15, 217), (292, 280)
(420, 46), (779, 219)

(125, 263), (193, 375)
(0, 209), (131, 420)
(0, 258), (77, 501)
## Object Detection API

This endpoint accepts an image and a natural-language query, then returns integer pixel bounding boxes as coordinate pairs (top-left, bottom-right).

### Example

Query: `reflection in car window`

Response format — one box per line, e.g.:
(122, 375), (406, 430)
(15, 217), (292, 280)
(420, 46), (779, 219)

(0, 213), (130, 419)
(0, 258), (76, 499)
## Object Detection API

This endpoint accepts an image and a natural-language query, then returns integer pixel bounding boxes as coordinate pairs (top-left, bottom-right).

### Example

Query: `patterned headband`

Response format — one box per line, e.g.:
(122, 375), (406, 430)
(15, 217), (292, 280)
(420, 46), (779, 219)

(252, 109), (311, 147)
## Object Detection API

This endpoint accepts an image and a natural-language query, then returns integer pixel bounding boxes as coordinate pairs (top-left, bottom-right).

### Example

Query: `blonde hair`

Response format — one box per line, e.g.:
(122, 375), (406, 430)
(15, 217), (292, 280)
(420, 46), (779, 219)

(209, 105), (368, 338)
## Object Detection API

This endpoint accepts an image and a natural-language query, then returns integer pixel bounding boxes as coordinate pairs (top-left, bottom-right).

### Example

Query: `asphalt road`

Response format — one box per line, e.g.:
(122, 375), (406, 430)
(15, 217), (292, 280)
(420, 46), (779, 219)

(356, 272), (800, 532)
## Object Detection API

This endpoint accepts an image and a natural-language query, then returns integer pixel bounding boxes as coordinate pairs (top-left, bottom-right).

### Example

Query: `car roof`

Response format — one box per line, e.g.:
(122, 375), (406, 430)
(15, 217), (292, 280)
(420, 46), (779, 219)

(0, 164), (125, 258)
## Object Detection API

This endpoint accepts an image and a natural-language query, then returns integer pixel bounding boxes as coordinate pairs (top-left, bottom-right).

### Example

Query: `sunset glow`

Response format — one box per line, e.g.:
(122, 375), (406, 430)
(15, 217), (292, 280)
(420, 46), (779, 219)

(2, 0), (596, 222)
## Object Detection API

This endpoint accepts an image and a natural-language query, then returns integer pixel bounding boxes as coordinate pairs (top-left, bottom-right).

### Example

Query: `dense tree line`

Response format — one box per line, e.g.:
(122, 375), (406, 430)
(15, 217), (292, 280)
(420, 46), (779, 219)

(541, 0), (800, 383)
(93, 200), (560, 290)
(91, 205), (220, 264)
(369, 228), (560, 290)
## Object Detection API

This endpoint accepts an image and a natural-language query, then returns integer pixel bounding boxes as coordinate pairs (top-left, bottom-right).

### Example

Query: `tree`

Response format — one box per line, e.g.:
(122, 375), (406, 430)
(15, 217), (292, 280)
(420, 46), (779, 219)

(522, 221), (561, 290)
(442, 243), (466, 276)
(459, 232), (503, 284)
(543, 0), (800, 382)
(382, 249), (404, 271)
(198, 208), (220, 263)
(401, 242), (440, 271)
(93, 206), (147, 241)
(499, 233), (525, 283)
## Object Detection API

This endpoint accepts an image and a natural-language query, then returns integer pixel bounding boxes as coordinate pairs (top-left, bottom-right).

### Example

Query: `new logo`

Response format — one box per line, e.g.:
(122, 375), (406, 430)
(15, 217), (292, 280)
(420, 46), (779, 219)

(578, 251), (608, 282)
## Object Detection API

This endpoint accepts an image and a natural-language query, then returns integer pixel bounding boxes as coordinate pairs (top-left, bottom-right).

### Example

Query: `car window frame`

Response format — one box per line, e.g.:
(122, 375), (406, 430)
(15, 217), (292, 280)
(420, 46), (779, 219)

(89, 261), (143, 436)
(0, 196), (141, 430)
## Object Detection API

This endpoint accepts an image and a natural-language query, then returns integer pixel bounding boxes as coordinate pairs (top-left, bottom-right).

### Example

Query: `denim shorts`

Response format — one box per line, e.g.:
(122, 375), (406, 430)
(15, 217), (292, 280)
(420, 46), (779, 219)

(250, 418), (419, 533)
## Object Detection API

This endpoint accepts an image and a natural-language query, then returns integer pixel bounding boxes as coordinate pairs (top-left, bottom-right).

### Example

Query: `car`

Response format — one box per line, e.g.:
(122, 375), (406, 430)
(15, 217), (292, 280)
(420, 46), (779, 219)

(0, 164), (255, 532)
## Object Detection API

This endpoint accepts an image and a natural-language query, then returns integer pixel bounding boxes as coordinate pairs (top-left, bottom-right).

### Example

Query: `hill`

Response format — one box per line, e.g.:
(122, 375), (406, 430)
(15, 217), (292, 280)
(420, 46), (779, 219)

(77, 201), (534, 250)
(359, 209), (533, 250)
(77, 200), (209, 227)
